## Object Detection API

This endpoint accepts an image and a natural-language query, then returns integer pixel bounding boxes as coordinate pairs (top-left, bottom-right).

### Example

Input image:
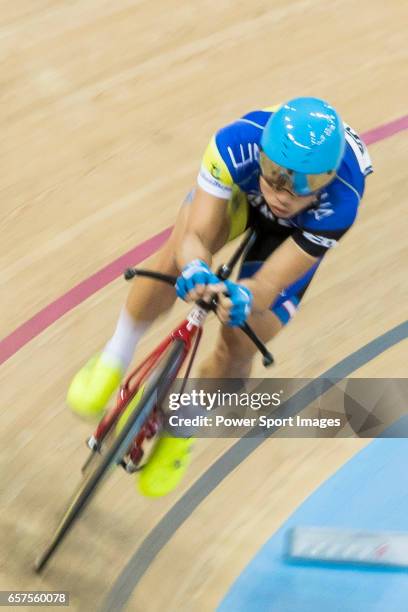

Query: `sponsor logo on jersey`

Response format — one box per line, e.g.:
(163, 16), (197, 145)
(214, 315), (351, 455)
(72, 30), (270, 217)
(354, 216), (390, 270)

(307, 199), (334, 221)
(198, 166), (232, 199)
(302, 231), (337, 249)
(227, 143), (260, 171)
(199, 167), (230, 190)
(210, 162), (221, 179)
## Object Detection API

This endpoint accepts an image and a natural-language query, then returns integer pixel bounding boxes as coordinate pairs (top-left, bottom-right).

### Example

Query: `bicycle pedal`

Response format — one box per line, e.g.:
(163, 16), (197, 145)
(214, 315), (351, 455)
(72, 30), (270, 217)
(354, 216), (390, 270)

(86, 435), (100, 452)
(120, 457), (144, 473)
(126, 459), (140, 473)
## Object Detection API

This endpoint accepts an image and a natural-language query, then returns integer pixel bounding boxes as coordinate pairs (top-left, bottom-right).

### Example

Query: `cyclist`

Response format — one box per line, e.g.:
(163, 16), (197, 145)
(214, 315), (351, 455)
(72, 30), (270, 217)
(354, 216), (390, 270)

(67, 97), (372, 497)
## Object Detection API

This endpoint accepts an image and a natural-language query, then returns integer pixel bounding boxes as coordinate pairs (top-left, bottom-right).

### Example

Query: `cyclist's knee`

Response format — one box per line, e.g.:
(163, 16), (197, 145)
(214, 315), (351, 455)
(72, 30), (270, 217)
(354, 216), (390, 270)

(154, 242), (178, 274)
(219, 325), (257, 358)
(200, 328), (255, 378)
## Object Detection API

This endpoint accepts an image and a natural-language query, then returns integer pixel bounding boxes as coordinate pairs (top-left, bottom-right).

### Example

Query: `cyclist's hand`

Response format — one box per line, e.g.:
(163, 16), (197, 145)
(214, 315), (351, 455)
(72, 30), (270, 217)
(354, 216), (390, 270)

(176, 259), (220, 302)
(216, 280), (253, 327)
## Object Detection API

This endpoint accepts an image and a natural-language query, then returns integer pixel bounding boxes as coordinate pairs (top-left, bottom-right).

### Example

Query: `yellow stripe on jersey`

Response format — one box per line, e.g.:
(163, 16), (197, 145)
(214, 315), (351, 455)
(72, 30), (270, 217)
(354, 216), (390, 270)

(202, 135), (234, 187)
(227, 185), (250, 241)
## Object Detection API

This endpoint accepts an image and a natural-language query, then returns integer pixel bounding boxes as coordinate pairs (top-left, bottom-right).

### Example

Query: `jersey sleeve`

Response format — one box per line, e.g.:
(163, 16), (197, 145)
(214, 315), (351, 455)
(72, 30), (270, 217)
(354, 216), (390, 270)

(291, 175), (361, 257)
(291, 219), (354, 258)
(292, 125), (371, 258)
(197, 134), (234, 199)
(197, 111), (270, 199)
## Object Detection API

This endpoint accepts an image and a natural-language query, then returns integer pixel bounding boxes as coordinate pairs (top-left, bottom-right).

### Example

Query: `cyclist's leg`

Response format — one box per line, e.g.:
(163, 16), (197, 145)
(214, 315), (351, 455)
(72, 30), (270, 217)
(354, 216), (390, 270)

(125, 194), (191, 321)
(67, 197), (196, 419)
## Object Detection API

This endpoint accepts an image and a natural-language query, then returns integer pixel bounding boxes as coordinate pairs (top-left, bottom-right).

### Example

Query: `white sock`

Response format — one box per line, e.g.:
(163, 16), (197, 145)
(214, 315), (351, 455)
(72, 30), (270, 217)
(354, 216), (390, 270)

(102, 307), (151, 372)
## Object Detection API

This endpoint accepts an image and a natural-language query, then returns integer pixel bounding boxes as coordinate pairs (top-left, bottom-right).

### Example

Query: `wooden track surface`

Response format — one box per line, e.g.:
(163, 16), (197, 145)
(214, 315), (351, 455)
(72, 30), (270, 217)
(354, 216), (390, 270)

(0, 1), (407, 610)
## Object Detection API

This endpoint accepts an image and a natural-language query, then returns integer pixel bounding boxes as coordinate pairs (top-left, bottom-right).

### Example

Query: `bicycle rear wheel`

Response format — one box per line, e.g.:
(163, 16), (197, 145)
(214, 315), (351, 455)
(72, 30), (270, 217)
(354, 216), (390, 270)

(34, 339), (185, 572)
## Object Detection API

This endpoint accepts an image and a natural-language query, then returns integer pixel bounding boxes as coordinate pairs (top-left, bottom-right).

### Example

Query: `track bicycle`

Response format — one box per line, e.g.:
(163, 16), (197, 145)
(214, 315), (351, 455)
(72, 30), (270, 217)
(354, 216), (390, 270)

(34, 228), (273, 572)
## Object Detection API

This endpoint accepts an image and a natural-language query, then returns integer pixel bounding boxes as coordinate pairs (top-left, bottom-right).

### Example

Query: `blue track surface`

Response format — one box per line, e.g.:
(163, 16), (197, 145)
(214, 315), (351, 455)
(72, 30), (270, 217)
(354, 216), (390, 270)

(219, 434), (408, 612)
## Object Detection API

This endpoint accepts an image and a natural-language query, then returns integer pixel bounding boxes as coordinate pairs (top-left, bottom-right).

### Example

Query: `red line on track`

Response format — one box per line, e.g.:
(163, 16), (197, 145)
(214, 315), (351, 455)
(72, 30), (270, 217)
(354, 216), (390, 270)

(1, 227), (172, 364)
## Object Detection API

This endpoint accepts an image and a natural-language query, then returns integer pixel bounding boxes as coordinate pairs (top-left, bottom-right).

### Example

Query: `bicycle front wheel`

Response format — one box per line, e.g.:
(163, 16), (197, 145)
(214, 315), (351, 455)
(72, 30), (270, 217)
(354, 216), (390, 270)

(34, 339), (186, 572)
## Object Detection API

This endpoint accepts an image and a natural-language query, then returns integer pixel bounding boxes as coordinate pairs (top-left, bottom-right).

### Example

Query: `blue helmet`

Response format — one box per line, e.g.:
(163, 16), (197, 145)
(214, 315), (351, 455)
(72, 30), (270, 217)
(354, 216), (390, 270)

(260, 97), (345, 195)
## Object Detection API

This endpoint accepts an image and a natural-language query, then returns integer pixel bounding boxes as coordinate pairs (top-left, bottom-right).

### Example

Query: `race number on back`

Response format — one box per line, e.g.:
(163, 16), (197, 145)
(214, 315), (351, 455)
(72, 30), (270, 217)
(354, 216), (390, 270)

(344, 123), (373, 176)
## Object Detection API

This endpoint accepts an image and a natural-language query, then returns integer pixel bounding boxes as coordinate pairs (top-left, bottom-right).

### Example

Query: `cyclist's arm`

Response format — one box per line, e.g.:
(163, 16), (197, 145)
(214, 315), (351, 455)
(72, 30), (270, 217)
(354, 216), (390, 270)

(175, 186), (230, 269)
(240, 237), (319, 313)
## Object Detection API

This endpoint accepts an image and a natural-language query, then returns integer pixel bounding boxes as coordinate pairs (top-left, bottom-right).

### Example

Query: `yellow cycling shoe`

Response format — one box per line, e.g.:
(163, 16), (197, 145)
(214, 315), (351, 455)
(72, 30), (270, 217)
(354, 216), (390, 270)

(67, 354), (123, 420)
(137, 434), (195, 497)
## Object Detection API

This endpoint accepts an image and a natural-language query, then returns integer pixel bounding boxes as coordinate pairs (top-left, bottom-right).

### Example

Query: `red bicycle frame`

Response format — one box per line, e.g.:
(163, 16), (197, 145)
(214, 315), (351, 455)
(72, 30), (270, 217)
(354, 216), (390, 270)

(87, 302), (208, 468)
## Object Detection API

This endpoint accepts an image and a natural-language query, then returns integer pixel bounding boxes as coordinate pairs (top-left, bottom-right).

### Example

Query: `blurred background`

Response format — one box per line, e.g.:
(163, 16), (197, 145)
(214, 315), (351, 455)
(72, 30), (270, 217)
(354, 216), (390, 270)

(0, 1), (407, 610)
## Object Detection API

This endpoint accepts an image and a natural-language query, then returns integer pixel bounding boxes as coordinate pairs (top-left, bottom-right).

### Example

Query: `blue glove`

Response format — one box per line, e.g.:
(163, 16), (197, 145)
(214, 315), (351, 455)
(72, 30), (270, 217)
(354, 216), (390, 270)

(223, 280), (253, 327)
(176, 259), (220, 300)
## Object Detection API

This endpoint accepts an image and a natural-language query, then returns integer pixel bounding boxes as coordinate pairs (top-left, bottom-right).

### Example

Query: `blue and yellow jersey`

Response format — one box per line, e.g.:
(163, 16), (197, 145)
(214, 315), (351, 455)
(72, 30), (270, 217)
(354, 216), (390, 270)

(197, 106), (373, 256)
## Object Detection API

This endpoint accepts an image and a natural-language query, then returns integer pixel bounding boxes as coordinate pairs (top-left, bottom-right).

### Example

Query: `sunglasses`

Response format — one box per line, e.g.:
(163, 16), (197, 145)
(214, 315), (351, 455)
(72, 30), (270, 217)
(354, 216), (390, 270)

(259, 150), (335, 196)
